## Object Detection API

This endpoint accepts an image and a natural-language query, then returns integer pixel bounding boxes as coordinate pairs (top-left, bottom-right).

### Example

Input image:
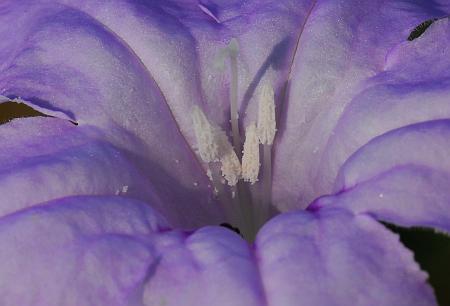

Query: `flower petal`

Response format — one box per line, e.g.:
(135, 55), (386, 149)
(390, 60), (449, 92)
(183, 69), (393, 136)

(256, 208), (436, 306)
(143, 226), (265, 306)
(0, 195), (264, 306)
(47, 0), (319, 221)
(317, 18), (450, 201)
(0, 117), (157, 215)
(181, 0), (315, 129)
(312, 120), (450, 234)
(0, 116), (223, 227)
(0, 1), (225, 227)
(53, 0), (314, 146)
(274, 0), (450, 210)
(0, 195), (437, 305)
(0, 195), (168, 306)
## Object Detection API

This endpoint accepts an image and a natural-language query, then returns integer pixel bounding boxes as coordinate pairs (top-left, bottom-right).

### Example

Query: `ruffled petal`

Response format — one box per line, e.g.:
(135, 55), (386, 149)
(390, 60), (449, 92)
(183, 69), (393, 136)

(256, 208), (436, 306)
(1, 196), (435, 306)
(0, 195), (264, 306)
(311, 120), (450, 234)
(273, 0), (450, 210)
(0, 195), (169, 306)
(143, 226), (265, 306)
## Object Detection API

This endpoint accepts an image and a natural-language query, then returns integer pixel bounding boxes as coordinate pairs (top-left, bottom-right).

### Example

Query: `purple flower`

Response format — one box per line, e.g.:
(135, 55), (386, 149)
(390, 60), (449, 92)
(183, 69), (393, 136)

(0, 0), (449, 305)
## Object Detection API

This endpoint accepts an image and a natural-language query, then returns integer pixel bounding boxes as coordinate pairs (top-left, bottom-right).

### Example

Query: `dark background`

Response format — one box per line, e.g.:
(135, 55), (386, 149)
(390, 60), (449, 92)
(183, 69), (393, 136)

(391, 226), (450, 306)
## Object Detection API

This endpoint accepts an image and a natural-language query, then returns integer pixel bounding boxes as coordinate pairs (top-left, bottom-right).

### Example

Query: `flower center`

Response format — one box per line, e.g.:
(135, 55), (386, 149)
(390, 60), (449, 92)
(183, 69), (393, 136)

(191, 39), (277, 241)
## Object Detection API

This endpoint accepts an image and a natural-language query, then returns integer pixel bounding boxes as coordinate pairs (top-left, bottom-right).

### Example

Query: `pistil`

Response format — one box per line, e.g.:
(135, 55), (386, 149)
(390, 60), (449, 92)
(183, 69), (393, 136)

(227, 39), (242, 158)
(260, 144), (272, 227)
(191, 41), (278, 241)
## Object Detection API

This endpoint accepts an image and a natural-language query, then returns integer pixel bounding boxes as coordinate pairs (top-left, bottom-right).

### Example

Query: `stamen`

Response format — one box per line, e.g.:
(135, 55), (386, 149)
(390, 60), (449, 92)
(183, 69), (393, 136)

(208, 163), (240, 227)
(259, 144), (272, 226)
(191, 106), (219, 163)
(257, 84), (276, 145)
(228, 38), (242, 157)
(221, 152), (241, 186)
(256, 84), (276, 227)
(242, 123), (260, 184)
(216, 129), (241, 186)
(190, 42), (280, 241)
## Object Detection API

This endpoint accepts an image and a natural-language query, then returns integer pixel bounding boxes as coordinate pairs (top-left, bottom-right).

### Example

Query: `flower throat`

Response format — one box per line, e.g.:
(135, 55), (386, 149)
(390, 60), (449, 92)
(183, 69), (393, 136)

(191, 39), (277, 242)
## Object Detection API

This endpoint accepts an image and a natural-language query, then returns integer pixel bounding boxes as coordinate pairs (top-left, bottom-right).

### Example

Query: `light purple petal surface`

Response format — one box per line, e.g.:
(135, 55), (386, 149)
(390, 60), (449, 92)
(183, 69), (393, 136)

(0, 0), (316, 212)
(142, 226), (265, 306)
(317, 17), (450, 197)
(0, 2), (229, 228)
(58, 0), (314, 136)
(0, 1), (225, 228)
(255, 207), (436, 306)
(311, 120), (450, 234)
(274, 0), (450, 211)
(0, 116), (166, 219)
(0, 196), (168, 306)
(0, 196), (437, 306)
(3, 0), (450, 216)
(0, 1), (447, 305)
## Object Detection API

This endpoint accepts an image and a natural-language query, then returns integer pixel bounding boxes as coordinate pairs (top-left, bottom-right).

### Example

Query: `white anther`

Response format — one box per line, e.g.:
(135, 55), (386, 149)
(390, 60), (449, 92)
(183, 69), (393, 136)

(220, 152), (241, 186)
(216, 129), (241, 186)
(191, 106), (219, 163)
(257, 84), (276, 145)
(122, 185), (129, 194)
(242, 123), (260, 184)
